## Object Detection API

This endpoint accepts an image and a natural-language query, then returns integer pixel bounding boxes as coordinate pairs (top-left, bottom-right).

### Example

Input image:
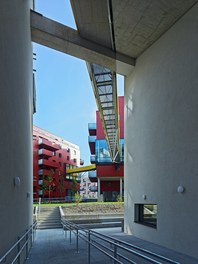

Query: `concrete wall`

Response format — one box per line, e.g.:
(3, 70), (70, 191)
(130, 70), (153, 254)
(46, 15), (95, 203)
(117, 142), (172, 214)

(124, 3), (198, 258)
(0, 0), (33, 257)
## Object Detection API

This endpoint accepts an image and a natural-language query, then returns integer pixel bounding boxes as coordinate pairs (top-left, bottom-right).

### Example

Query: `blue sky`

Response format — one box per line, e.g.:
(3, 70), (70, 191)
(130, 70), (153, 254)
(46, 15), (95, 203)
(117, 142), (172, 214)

(33, 0), (123, 165)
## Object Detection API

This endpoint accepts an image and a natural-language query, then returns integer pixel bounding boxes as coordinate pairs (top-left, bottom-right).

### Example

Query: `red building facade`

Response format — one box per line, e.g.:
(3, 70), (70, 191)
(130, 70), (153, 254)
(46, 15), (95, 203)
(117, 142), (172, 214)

(88, 96), (124, 202)
(33, 126), (82, 202)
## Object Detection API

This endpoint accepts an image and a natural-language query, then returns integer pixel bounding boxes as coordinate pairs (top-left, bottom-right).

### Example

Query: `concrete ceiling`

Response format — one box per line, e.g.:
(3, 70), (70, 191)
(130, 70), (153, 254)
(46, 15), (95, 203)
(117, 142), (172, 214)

(70, 0), (198, 58)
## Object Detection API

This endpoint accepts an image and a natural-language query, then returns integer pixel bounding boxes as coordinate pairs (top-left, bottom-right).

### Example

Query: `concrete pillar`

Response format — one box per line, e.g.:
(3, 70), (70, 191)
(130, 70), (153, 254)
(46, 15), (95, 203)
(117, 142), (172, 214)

(0, 0), (33, 257)
(86, 178), (88, 197)
(97, 178), (101, 201)
(120, 177), (123, 201)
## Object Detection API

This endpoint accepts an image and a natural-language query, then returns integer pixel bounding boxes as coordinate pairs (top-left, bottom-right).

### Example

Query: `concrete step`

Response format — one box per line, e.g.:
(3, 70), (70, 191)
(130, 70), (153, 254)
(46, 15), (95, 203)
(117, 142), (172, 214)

(37, 206), (61, 229)
(37, 223), (62, 229)
(38, 216), (61, 220)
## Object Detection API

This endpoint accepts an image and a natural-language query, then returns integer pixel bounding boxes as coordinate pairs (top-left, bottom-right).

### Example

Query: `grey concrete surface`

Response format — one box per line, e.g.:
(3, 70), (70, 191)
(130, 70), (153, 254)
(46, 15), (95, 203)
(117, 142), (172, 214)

(25, 228), (198, 264)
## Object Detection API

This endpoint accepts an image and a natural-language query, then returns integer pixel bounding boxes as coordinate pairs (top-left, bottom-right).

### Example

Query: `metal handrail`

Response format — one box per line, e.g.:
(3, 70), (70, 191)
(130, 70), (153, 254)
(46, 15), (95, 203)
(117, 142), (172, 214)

(0, 222), (37, 264)
(97, 232), (180, 264)
(61, 219), (181, 264)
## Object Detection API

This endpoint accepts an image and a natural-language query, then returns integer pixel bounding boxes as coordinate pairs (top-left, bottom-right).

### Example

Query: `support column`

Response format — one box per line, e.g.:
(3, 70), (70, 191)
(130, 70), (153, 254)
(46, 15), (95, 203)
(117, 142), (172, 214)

(0, 0), (33, 257)
(97, 178), (101, 201)
(120, 178), (123, 201)
(86, 178), (88, 198)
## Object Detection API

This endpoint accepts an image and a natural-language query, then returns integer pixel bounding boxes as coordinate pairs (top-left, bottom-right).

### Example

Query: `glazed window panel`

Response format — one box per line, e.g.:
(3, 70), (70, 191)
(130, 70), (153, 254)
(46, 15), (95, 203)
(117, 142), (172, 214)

(135, 204), (157, 228)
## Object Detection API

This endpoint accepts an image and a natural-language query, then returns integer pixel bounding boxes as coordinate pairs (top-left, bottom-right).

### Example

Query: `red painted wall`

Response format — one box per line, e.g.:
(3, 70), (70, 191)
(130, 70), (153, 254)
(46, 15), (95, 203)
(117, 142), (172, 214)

(97, 164), (124, 178)
(101, 181), (120, 192)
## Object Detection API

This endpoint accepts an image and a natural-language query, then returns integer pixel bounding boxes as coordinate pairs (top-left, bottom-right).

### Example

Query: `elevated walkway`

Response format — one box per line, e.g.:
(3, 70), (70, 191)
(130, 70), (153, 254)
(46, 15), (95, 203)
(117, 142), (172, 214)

(66, 164), (96, 175)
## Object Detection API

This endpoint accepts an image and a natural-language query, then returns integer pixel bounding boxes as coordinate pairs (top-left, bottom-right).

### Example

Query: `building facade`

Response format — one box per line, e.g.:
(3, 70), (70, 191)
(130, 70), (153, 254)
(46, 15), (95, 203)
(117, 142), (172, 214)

(88, 96), (124, 202)
(33, 125), (82, 201)
(124, 4), (198, 258)
(80, 175), (97, 201)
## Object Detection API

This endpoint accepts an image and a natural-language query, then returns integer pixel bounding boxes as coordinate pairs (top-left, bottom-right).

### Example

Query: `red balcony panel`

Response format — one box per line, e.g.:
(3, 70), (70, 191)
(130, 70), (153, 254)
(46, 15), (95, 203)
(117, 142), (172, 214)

(38, 138), (60, 151)
(89, 129), (96, 136)
(101, 181), (120, 192)
(38, 159), (59, 169)
(88, 123), (96, 136)
(38, 149), (53, 158)
(97, 164), (124, 178)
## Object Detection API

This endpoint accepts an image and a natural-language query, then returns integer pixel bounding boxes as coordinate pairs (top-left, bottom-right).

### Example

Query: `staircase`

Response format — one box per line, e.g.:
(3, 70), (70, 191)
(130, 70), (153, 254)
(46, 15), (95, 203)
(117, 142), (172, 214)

(37, 206), (62, 229)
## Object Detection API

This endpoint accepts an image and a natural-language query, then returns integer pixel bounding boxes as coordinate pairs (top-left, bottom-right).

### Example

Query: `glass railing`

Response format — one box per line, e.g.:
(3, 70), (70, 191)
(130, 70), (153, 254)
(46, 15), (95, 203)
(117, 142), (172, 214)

(88, 123), (96, 130)
(88, 170), (96, 178)
(95, 139), (124, 163)
(90, 155), (96, 163)
(38, 159), (43, 165)
(88, 135), (96, 142)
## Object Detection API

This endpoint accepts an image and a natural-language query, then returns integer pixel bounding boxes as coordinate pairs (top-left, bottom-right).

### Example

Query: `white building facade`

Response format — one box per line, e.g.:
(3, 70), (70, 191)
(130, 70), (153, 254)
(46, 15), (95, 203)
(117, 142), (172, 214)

(124, 4), (198, 258)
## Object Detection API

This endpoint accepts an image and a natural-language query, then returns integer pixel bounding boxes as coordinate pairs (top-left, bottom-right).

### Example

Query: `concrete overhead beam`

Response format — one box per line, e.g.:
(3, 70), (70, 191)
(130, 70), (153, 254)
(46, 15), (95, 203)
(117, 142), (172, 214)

(30, 10), (135, 75)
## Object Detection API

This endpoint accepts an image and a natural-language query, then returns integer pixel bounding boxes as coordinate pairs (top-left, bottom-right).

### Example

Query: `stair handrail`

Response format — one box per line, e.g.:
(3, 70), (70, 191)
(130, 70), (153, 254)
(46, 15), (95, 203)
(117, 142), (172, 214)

(61, 218), (181, 264)
(0, 222), (37, 264)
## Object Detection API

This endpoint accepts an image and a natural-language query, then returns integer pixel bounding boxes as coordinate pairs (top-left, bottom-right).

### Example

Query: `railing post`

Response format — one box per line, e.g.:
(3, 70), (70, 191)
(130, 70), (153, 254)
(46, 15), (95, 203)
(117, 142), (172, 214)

(38, 197), (41, 220)
(70, 224), (72, 245)
(88, 230), (91, 264)
(31, 225), (33, 247)
(65, 225), (67, 238)
(26, 229), (28, 259)
(17, 237), (20, 264)
(76, 228), (79, 253)
(114, 241), (118, 264)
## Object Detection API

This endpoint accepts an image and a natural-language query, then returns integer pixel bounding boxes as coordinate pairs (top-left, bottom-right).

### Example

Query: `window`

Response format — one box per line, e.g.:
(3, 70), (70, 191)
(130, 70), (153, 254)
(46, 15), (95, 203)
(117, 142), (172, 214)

(59, 153), (62, 158)
(135, 204), (157, 228)
(59, 162), (62, 167)
(67, 156), (69, 161)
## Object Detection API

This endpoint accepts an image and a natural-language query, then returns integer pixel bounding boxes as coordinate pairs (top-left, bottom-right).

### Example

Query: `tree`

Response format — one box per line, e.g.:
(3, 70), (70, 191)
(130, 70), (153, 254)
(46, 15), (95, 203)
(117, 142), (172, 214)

(75, 192), (82, 206)
(41, 169), (55, 201)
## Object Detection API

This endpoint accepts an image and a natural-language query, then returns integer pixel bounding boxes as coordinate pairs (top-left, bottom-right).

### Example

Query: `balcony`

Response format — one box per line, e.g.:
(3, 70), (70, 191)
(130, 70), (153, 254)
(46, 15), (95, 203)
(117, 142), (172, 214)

(38, 180), (43, 185)
(88, 170), (97, 182)
(38, 190), (43, 195)
(38, 169), (51, 176)
(90, 155), (96, 164)
(90, 185), (97, 192)
(38, 149), (53, 158)
(38, 159), (59, 169)
(38, 138), (60, 151)
(88, 136), (96, 155)
(88, 123), (96, 136)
